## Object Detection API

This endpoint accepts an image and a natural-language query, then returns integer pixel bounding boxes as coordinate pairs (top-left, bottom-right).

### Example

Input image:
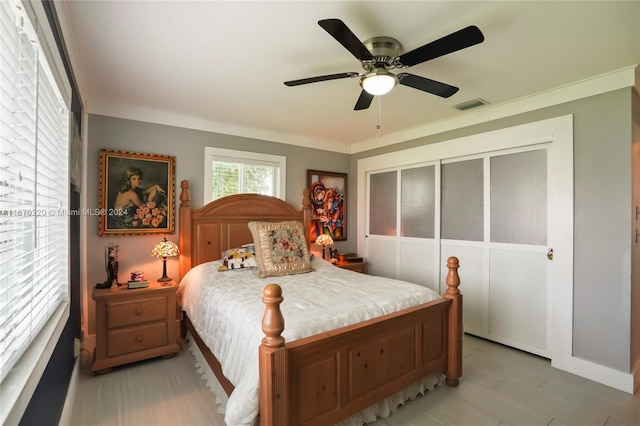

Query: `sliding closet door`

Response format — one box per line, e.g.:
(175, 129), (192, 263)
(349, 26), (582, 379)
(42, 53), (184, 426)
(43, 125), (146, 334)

(367, 148), (551, 356)
(366, 165), (439, 291)
(440, 147), (550, 357)
(487, 149), (548, 354)
(359, 115), (572, 364)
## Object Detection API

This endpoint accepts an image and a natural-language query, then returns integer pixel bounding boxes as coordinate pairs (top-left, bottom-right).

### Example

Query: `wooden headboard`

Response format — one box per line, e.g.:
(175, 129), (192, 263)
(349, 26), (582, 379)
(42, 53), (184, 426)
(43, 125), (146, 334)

(178, 180), (312, 280)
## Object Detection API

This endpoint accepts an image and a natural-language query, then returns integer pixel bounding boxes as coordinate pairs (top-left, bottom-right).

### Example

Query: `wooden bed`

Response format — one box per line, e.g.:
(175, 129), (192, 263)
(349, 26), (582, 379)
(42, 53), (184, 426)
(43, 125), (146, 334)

(177, 179), (462, 426)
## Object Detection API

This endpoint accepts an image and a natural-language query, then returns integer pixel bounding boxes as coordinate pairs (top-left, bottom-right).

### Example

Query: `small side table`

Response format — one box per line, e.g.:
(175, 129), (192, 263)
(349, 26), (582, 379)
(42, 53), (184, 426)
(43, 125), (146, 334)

(335, 260), (368, 274)
(92, 281), (180, 373)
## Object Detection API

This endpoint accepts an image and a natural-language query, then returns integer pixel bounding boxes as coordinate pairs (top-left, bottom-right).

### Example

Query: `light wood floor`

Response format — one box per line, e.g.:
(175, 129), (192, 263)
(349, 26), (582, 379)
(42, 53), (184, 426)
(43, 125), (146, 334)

(69, 335), (639, 426)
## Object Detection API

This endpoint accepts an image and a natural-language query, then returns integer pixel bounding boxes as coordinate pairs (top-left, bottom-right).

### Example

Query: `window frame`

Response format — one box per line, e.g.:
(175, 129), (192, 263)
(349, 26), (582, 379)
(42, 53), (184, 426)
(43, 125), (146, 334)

(203, 146), (286, 204)
(0, 1), (72, 423)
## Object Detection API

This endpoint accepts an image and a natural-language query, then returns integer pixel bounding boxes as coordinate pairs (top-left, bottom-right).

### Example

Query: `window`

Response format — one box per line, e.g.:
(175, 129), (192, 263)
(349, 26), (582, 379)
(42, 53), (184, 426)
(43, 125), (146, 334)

(204, 147), (286, 203)
(0, 1), (71, 423)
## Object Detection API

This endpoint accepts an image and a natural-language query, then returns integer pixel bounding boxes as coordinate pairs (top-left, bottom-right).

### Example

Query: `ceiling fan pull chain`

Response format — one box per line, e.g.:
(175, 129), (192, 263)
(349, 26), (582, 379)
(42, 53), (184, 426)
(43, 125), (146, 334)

(376, 96), (382, 136)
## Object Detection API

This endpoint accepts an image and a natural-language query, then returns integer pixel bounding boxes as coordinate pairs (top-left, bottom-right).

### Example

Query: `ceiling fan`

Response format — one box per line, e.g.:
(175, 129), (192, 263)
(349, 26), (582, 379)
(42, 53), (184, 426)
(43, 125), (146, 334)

(284, 19), (484, 110)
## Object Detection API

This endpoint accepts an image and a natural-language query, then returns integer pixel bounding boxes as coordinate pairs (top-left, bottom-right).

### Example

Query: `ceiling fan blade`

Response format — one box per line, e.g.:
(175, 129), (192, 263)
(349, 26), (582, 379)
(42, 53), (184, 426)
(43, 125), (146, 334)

(354, 90), (374, 110)
(284, 72), (359, 87)
(318, 19), (374, 61)
(396, 26), (484, 67)
(397, 73), (459, 98)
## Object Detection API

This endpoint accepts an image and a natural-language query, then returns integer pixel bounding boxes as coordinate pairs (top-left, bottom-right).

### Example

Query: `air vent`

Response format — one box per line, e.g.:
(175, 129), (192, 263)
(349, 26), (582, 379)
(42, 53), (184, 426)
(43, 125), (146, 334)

(454, 98), (489, 111)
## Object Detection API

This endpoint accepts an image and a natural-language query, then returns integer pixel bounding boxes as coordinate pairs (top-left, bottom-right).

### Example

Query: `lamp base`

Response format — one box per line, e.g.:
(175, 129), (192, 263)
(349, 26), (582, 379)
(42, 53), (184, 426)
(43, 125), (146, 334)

(157, 258), (172, 282)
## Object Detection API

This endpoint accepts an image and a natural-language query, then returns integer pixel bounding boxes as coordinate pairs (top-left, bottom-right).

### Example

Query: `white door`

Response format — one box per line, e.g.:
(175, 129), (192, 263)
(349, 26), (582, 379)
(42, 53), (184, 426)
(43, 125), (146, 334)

(358, 115), (573, 366)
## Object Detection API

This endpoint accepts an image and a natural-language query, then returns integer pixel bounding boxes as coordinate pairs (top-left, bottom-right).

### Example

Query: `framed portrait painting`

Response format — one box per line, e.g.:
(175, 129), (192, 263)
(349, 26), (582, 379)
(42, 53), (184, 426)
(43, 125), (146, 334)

(307, 170), (346, 242)
(98, 149), (176, 236)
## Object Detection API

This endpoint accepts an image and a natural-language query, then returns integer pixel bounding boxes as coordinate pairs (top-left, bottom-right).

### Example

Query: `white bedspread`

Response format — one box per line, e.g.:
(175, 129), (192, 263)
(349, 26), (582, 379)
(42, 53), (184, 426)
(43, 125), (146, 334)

(179, 257), (442, 426)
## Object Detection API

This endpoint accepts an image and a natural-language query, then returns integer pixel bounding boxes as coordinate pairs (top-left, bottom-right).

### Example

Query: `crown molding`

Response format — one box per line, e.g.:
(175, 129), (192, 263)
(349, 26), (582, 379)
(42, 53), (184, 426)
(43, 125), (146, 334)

(86, 65), (636, 155)
(87, 102), (351, 154)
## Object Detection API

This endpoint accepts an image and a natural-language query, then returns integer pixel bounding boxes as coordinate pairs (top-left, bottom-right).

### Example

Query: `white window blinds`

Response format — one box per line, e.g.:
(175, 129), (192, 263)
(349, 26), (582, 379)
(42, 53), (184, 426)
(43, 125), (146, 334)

(0, 0), (70, 389)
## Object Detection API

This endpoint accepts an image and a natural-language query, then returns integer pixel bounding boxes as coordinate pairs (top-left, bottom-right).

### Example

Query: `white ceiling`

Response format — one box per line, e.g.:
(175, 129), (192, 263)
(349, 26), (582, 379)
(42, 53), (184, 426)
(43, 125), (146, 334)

(57, 1), (640, 153)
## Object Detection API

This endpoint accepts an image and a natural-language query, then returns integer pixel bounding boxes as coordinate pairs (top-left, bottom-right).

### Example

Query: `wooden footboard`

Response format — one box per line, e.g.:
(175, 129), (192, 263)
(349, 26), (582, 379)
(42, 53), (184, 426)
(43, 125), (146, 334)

(259, 256), (462, 426)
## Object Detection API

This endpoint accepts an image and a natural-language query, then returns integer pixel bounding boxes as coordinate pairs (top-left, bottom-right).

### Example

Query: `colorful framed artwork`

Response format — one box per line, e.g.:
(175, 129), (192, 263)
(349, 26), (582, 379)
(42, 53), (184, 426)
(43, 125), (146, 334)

(307, 170), (346, 242)
(98, 149), (175, 236)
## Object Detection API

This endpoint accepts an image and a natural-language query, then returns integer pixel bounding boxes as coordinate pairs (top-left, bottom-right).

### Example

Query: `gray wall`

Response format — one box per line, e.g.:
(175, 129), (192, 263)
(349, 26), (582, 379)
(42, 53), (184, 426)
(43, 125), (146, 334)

(84, 115), (350, 335)
(353, 89), (634, 373)
(85, 88), (637, 374)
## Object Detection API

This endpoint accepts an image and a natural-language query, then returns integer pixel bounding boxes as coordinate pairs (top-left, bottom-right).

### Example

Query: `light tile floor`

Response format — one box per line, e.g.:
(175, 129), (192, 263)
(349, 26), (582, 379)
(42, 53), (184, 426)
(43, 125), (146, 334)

(69, 335), (640, 426)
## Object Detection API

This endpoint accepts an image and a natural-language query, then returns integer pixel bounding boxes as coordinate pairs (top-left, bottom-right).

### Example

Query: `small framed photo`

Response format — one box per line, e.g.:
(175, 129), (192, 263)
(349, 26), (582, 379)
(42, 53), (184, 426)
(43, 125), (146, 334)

(98, 149), (175, 236)
(307, 170), (347, 242)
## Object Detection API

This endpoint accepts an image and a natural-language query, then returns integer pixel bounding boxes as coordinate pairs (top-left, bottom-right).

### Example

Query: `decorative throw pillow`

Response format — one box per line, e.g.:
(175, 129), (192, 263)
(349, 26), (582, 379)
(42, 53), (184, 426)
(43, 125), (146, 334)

(218, 246), (258, 272)
(248, 220), (312, 278)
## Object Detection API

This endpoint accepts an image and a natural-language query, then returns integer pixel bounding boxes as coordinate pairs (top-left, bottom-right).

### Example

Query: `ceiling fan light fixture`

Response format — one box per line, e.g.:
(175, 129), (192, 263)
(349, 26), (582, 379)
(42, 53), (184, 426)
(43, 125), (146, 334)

(361, 69), (397, 96)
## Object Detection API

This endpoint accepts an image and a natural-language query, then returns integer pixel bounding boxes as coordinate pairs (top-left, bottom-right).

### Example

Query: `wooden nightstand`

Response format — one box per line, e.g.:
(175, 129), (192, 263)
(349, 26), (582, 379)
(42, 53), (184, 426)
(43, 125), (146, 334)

(92, 281), (180, 373)
(335, 260), (368, 274)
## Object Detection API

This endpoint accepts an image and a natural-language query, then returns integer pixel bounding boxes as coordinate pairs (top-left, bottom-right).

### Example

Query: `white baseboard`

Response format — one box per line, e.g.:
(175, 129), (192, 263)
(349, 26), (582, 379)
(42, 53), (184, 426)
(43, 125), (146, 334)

(58, 357), (80, 426)
(553, 355), (635, 394)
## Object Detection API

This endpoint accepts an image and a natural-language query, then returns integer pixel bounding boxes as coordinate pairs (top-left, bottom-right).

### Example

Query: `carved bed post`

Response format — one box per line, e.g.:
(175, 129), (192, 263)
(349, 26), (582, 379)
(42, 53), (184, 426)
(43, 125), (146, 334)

(179, 180), (192, 280)
(444, 256), (462, 386)
(259, 284), (288, 426)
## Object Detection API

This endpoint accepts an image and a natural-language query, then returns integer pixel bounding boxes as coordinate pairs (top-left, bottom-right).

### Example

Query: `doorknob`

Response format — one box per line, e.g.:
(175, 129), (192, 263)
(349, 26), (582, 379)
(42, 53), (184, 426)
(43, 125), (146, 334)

(547, 248), (553, 260)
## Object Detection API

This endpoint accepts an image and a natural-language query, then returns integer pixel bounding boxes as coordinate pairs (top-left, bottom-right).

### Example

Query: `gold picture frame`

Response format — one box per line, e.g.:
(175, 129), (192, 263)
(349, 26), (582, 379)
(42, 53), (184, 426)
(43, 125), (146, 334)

(98, 149), (175, 236)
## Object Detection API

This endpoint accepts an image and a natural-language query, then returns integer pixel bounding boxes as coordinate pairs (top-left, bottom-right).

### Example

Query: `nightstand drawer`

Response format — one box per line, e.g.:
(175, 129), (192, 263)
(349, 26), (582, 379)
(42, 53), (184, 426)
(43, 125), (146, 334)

(92, 282), (179, 373)
(107, 322), (168, 357)
(107, 296), (167, 328)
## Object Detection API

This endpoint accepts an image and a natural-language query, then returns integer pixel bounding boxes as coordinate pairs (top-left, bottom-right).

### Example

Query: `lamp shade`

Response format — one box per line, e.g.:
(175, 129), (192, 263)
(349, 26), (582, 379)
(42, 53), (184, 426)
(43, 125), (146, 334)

(151, 237), (179, 258)
(361, 69), (397, 96)
(315, 234), (334, 247)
